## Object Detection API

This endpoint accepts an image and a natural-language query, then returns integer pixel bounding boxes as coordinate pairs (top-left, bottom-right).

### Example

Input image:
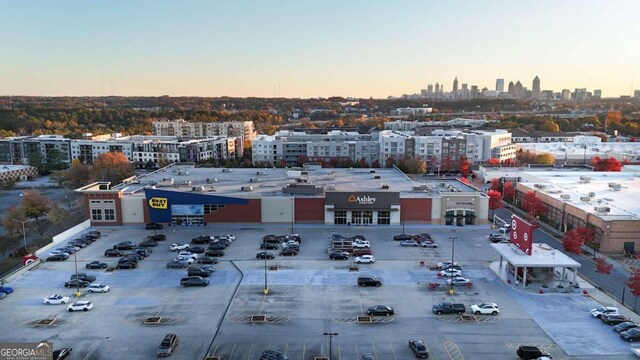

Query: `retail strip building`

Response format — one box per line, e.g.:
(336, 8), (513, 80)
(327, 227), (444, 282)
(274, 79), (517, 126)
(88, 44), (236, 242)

(76, 164), (488, 228)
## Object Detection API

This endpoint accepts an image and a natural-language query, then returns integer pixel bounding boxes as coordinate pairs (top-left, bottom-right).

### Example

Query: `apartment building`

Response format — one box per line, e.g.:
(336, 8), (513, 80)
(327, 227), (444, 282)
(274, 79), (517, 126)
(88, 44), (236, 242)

(0, 135), (72, 165)
(152, 119), (256, 142)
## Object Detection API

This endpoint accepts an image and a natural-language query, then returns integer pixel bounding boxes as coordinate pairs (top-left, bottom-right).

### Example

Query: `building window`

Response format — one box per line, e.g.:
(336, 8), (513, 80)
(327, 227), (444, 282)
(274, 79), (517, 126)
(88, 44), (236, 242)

(204, 204), (225, 214)
(334, 210), (347, 225)
(104, 209), (115, 221)
(91, 209), (102, 221)
(377, 211), (390, 225)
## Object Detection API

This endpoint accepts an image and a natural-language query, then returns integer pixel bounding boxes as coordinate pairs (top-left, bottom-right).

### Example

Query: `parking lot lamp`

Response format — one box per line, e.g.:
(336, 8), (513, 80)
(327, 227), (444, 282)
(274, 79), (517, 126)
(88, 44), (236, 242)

(449, 233), (457, 296)
(12, 219), (27, 250)
(263, 236), (268, 295)
(323, 332), (338, 360)
(73, 248), (81, 297)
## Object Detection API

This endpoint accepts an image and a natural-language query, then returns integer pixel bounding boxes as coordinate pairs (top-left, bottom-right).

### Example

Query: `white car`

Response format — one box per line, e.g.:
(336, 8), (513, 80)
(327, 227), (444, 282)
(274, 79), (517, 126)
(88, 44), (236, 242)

(219, 234), (235, 241)
(178, 250), (198, 258)
(436, 261), (460, 270)
(439, 268), (462, 277)
(87, 284), (110, 293)
(281, 240), (299, 247)
(470, 302), (500, 315)
(498, 225), (512, 233)
(446, 277), (472, 286)
(43, 295), (70, 305)
(355, 255), (375, 264)
(591, 306), (619, 318)
(67, 301), (94, 312)
(175, 256), (196, 264)
(170, 243), (190, 251)
(352, 240), (371, 248)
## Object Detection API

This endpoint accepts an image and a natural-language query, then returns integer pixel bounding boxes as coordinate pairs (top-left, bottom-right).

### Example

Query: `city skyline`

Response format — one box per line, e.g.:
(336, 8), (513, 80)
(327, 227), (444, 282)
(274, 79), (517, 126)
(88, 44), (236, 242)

(1, 0), (639, 98)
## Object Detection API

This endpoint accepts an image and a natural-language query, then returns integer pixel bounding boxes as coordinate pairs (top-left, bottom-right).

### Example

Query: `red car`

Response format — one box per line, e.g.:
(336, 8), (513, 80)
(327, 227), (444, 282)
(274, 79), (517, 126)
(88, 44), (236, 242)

(353, 248), (372, 256)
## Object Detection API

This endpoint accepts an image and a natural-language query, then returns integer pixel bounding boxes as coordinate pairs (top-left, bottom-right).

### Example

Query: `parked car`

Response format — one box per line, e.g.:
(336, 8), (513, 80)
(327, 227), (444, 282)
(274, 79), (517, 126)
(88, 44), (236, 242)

(113, 241), (136, 251)
(414, 233), (433, 240)
(393, 233), (414, 241)
(213, 239), (231, 247)
(47, 254), (69, 261)
(516, 345), (552, 360)
(259, 349), (289, 360)
(614, 322), (640, 333)
(591, 306), (619, 318)
(355, 255), (375, 264)
(71, 273), (96, 282)
(146, 223), (163, 230)
(352, 240), (371, 248)
(401, 240), (420, 247)
(439, 269), (462, 277)
(489, 234), (508, 243)
(621, 328), (640, 342)
(147, 234), (166, 241)
(263, 235), (280, 244)
(446, 277), (472, 286)
(87, 284), (110, 293)
(64, 279), (89, 288)
(52, 348), (72, 360)
(157, 333), (179, 357)
(86, 230), (101, 238)
(361, 353), (375, 360)
(191, 235), (213, 244)
(134, 248), (152, 257)
(43, 295), (71, 305)
(193, 265), (215, 273)
(85, 261), (108, 269)
(408, 339), (430, 358)
(104, 249), (125, 257)
(420, 241), (438, 248)
(357, 276), (382, 287)
(601, 313), (630, 325)
(187, 267), (212, 277)
(67, 301), (93, 312)
(367, 305), (394, 316)
(139, 239), (159, 248)
(196, 256), (219, 265)
(432, 302), (466, 315)
(280, 248), (298, 256)
(205, 249), (224, 257)
(0, 293), (6, 300)
(470, 302), (500, 315)
(208, 242), (226, 250)
(353, 248), (372, 256)
(170, 243), (190, 251)
(256, 252), (275, 259)
(0, 286), (13, 294)
(498, 224), (512, 233)
(260, 242), (278, 250)
(189, 246), (206, 254)
(166, 260), (189, 269)
(329, 251), (349, 260)
(436, 261), (461, 270)
(180, 276), (209, 287)
(121, 254), (141, 262)
(117, 261), (137, 269)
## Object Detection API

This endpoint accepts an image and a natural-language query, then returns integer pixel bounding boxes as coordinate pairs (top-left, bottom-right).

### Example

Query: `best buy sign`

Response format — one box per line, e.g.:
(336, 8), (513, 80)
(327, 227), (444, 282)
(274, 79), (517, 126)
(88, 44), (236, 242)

(148, 197), (168, 209)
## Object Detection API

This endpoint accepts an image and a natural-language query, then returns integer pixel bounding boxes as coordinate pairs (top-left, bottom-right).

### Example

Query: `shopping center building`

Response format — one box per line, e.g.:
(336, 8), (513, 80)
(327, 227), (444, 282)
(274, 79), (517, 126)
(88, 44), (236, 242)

(75, 163), (489, 228)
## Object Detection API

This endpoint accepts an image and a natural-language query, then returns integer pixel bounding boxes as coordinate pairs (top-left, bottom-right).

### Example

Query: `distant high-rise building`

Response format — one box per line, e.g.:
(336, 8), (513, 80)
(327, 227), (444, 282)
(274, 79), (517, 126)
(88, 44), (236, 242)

(635, 90), (640, 99)
(532, 76), (541, 99)
(593, 89), (602, 99)
(427, 84), (433, 93)
(574, 88), (587, 101)
(461, 83), (468, 91)
(470, 85), (479, 98)
(514, 81), (523, 98)
(561, 89), (571, 100)
(453, 77), (458, 92)
(496, 79), (504, 93)
(435, 82), (440, 93)
(508, 81), (515, 95)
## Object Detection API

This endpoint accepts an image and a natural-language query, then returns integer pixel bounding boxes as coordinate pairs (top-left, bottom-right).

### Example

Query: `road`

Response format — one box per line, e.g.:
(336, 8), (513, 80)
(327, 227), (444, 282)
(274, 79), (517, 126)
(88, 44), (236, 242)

(494, 207), (637, 312)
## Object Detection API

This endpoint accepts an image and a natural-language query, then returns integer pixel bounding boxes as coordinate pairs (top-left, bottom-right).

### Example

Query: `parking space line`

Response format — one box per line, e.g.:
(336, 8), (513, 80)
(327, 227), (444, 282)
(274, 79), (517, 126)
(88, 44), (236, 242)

(337, 343), (341, 359)
(372, 340), (378, 359)
(389, 342), (397, 360)
(355, 343), (359, 358)
(246, 343), (254, 360)
(284, 343), (288, 357)
(211, 343), (219, 358)
(302, 344), (305, 360)
(443, 341), (464, 360)
(259, 293), (267, 315)
(228, 343), (237, 360)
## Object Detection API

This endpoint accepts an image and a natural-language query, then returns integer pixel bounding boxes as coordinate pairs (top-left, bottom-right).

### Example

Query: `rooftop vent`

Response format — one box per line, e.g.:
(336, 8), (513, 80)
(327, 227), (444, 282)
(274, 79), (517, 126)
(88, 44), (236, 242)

(560, 194), (570, 200)
(381, 183), (389, 189)
(241, 186), (253, 192)
(588, 192), (596, 197)
(580, 176), (591, 183)
(534, 184), (547, 190)
(594, 206), (611, 213)
(222, 168), (232, 173)
(249, 178), (261, 183)
(373, 175), (381, 179)
(369, 169), (376, 173)
(610, 184), (622, 191)
(580, 196), (591, 202)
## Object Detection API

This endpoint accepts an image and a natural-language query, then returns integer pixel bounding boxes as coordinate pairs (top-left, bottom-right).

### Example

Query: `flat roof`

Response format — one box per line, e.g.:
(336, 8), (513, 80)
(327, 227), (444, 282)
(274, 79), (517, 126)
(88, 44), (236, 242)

(518, 141), (640, 160)
(491, 242), (581, 268)
(519, 171), (640, 220)
(0, 165), (33, 173)
(109, 164), (483, 198)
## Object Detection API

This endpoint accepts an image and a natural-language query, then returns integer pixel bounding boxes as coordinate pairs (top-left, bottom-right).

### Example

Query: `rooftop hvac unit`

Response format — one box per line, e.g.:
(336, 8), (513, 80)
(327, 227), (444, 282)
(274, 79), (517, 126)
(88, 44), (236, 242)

(608, 182), (618, 188)
(580, 175), (591, 181)
(594, 206), (611, 213)
(440, 182), (446, 187)
(560, 194), (570, 200)
(222, 168), (232, 173)
(580, 196), (591, 202)
(206, 178), (218, 183)
(588, 192), (596, 197)
(249, 178), (261, 183)
(381, 183), (390, 189)
(369, 169), (376, 173)
(612, 184), (622, 191)
(256, 171), (267, 175)
(192, 186), (205, 192)
(534, 184), (547, 189)
(374, 175), (381, 179)
(241, 186), (253, 192)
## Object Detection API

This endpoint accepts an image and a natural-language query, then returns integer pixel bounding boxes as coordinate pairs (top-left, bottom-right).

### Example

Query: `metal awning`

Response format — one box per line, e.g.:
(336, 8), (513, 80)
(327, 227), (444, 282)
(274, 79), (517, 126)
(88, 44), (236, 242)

(491, 243), (581, 268)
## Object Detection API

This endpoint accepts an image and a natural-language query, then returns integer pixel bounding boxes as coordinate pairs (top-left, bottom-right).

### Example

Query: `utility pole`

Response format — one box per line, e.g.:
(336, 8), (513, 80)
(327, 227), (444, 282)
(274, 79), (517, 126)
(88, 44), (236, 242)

(449, 232), (458, 296)
(323, 332), (338, 360)
(12, 219), (27, 250)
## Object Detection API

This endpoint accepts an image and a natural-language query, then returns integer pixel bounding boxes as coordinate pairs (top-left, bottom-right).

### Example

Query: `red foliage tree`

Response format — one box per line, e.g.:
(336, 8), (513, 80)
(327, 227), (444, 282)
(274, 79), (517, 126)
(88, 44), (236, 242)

(521, 191), (546, 219)
(488, 190), (503, 215)
(502, 181), (515, 203)
(490, 178), (503, 192)
(626, 268), (640, 308)
(458, 177), (470, 184)
(502, 158), (516, 167)
(576, 227), (595, 245)
(440, 156), (454, 172)
(459, 156), (471, 178)
(487, 158), (501, 166)
(562, 230), (583, 255)
(591, 156), (622, 171)
(595, 257), (612, 274)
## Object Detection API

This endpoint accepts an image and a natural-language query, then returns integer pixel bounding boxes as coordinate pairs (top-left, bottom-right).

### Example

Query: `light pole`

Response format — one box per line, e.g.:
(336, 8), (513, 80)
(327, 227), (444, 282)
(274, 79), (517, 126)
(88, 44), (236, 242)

(449, 232), (457, 296)
(73, 249), (81, 297)
(323, 332), (338, 360)
(291, 198), (294, 235)
(263, 236), (268, 295)
(12, 219), (27, 250)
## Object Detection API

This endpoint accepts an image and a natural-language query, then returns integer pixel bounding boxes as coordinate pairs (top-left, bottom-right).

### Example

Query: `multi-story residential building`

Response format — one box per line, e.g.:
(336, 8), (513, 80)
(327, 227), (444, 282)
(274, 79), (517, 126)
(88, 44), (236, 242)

(511, 130), (578, 143)
(0, 135), (72, 165)
(152, 119), (255, 142)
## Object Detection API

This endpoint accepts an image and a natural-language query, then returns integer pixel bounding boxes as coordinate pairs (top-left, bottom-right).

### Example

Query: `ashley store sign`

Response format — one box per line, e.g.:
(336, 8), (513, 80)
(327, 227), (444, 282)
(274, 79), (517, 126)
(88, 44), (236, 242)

(348, 194), (376, 205)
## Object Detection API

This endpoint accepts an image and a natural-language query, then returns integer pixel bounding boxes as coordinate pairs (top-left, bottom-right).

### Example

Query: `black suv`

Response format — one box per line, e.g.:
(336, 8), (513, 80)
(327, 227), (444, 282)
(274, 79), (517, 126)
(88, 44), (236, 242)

(180, 276), (209, 287)
(146, 223), (163, 230)
(358, 276), (382, 287)
(330, 251), (349, 260)
(104, 249), (125, 257)
(191, 235), (212, 244)
(187, 267), (212, 277)
(113, 241), (136, 250)
(157, 333), (179, 357)
(259, 350), (289, 360)
(70, 273), (96, 282)
(147, 234), (166, 241)
(260, 242), (278, 250)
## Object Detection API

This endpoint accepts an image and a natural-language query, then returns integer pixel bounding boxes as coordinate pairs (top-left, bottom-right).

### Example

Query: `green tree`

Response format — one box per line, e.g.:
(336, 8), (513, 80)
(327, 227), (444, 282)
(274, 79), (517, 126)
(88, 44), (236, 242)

(44, 148), (68, 172)
(21, 190), (53, 220)
(27, 151), (45, 174)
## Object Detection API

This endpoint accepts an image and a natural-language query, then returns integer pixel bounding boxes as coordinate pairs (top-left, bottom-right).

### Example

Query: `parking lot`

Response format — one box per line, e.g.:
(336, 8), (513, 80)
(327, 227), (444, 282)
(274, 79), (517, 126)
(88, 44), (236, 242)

(0, 224), (636, 359)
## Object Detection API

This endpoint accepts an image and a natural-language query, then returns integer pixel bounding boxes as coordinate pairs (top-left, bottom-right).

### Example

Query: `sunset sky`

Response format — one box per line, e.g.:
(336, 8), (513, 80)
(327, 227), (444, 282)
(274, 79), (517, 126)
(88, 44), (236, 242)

(1, 0), (639, 98)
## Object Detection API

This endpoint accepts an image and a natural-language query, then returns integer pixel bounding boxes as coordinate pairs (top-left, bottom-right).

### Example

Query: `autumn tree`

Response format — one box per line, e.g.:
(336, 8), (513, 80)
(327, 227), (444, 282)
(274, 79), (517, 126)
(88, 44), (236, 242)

(490, 178), (503, 192)
(487, 158), (501, 166)
(502, 158), (516, 167)
(626, 268), (640, 310)
(562, 230), (583, 255)
(21, 190), (52, 220)
(521, 191), (546, 219)
(2, 205), (27, 240)
(591, 156), (622, 171)
(440, 156), (455, 172)
(539, 121), (560, 132)
(503, 181), (515, 204)
(92, 152), (135, 184)
(459, 156), (471, 178)
(52, 159), (91, 188)
(595, 257), (612, 274)
(534, 153), (555, 165)
(488, 189), (503, 217)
